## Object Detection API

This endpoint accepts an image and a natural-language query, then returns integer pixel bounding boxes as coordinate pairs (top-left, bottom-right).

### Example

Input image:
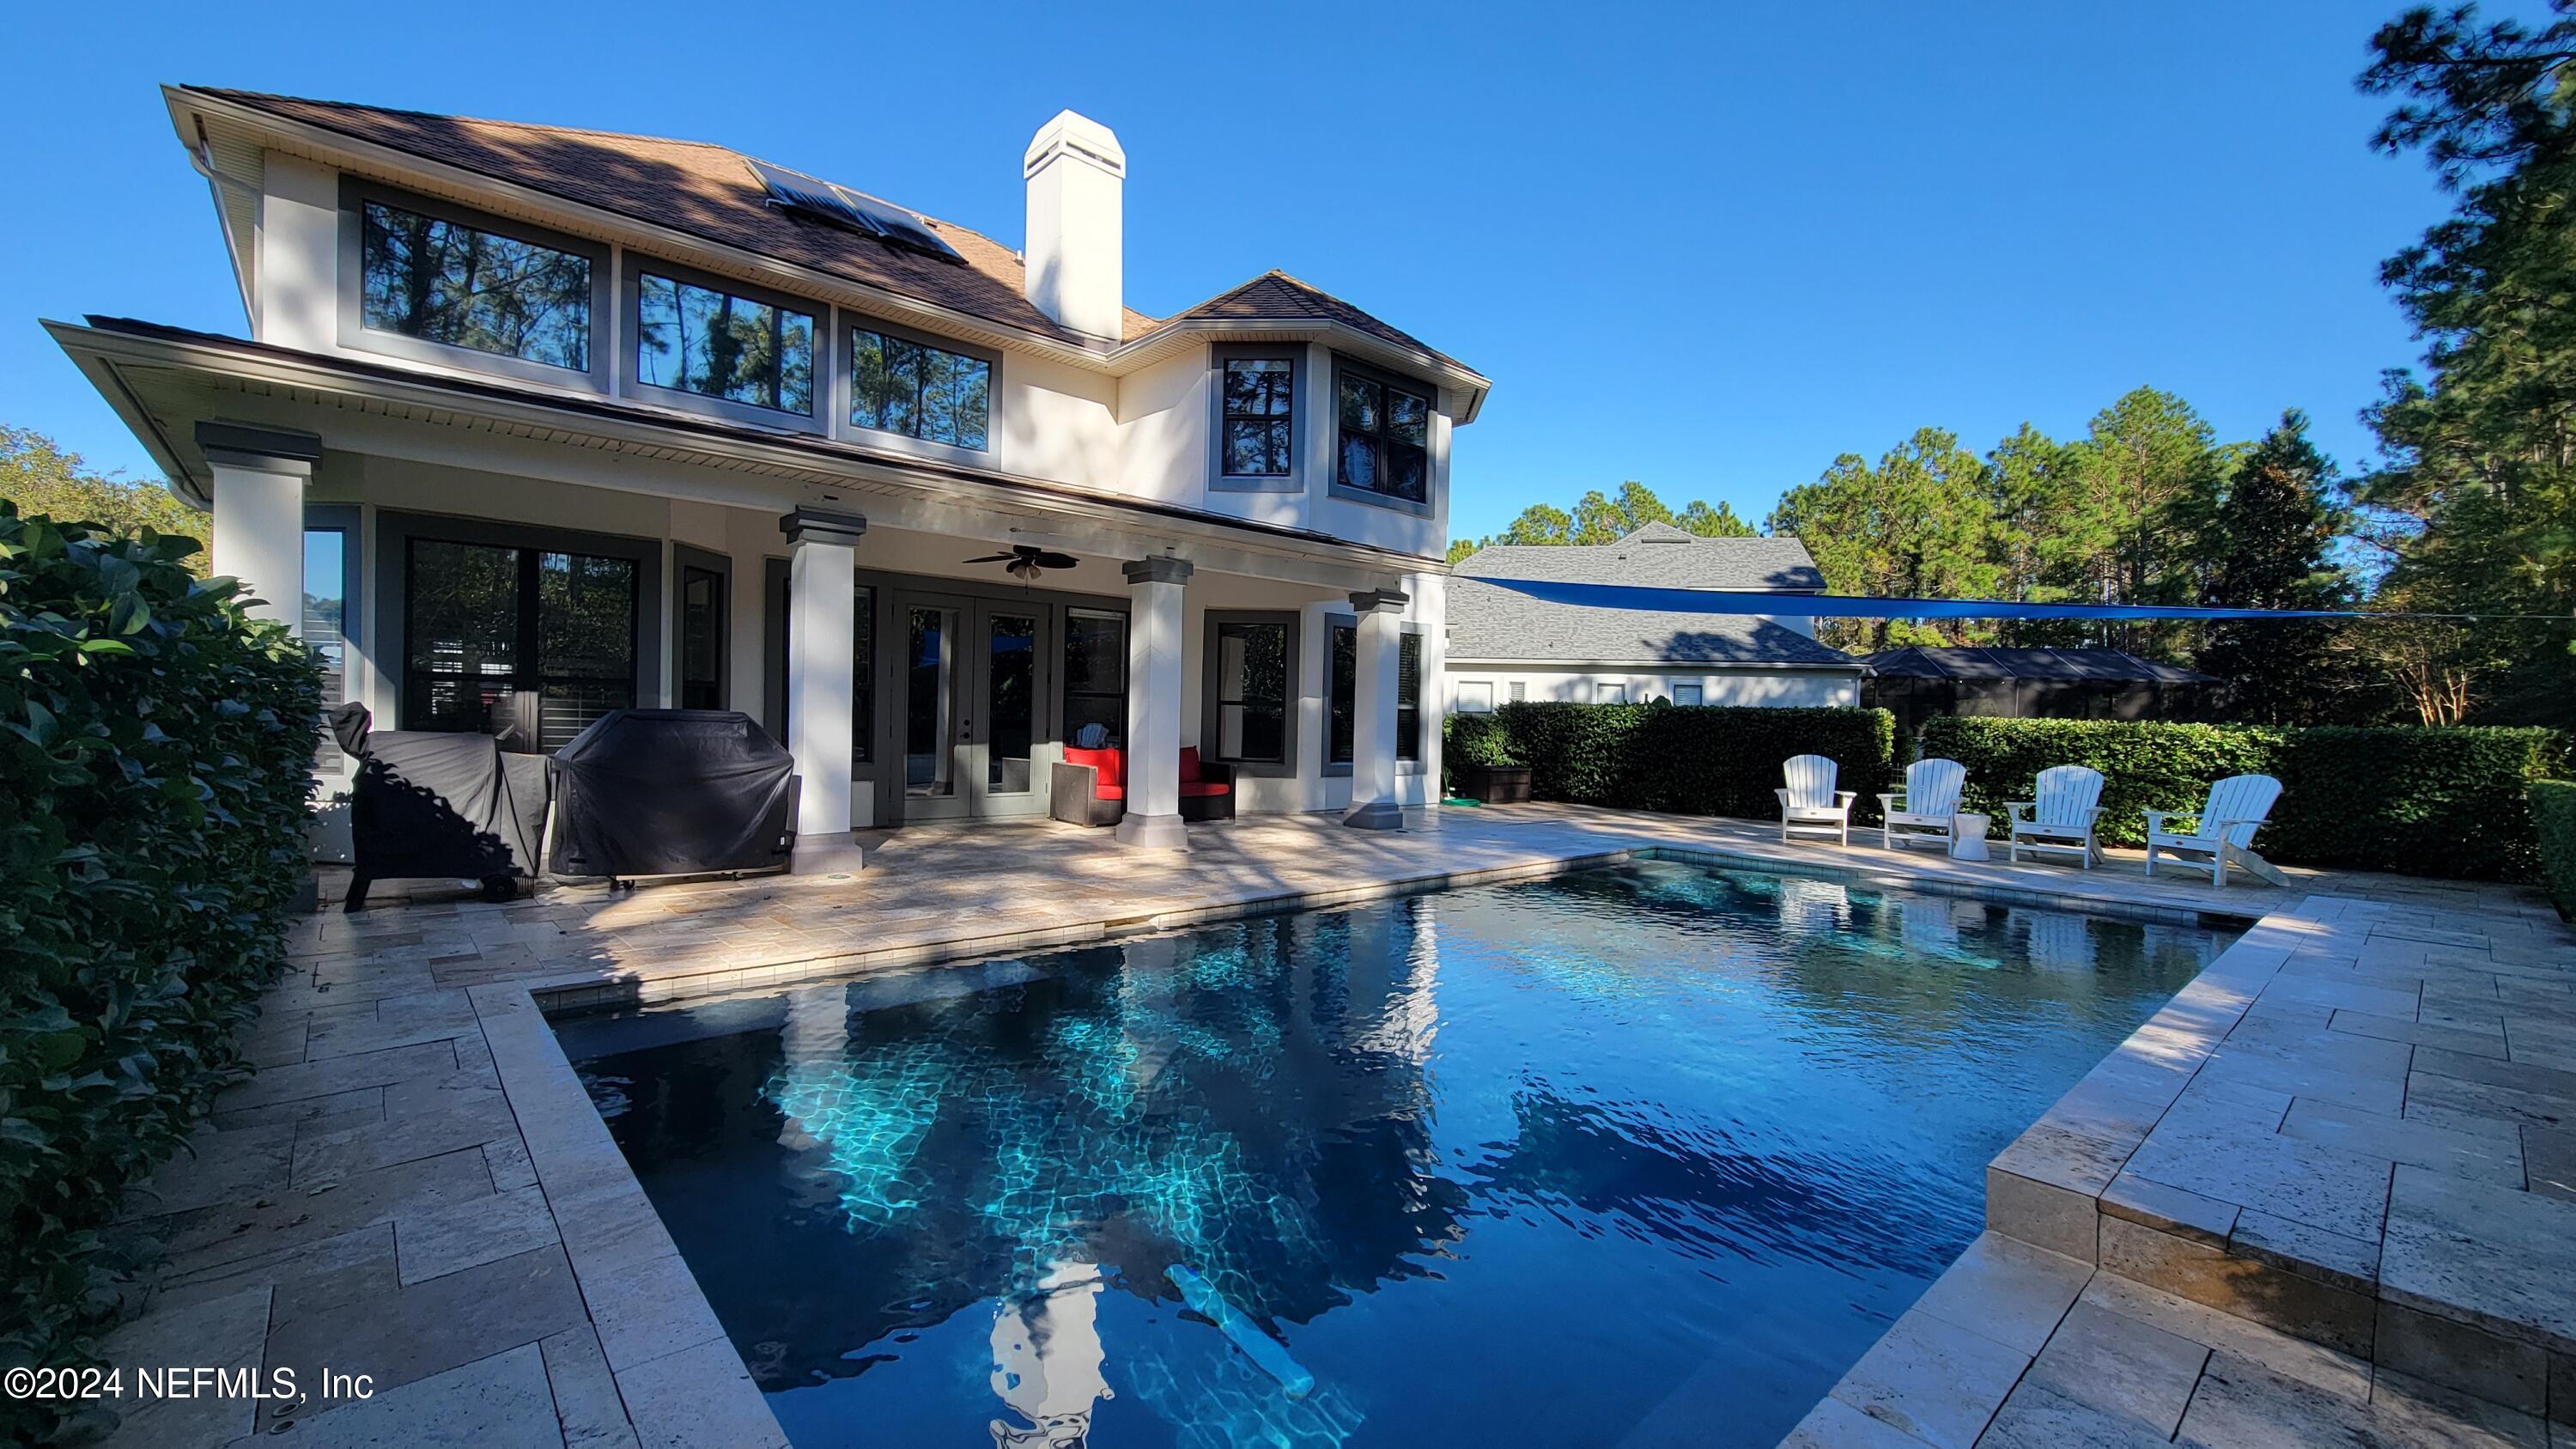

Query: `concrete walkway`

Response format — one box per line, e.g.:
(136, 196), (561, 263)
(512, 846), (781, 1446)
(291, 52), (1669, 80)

(77, 805), (2561, 1446)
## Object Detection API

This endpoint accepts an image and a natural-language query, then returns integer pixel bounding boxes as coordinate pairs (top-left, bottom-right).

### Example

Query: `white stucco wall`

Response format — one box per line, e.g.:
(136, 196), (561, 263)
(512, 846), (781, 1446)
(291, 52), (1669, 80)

(1443, 666), (1862, 711)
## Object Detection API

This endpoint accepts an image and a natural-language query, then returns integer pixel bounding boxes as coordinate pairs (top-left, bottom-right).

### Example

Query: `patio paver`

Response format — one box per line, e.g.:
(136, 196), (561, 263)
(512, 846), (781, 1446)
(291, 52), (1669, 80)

(63, 803), (2569, 1446)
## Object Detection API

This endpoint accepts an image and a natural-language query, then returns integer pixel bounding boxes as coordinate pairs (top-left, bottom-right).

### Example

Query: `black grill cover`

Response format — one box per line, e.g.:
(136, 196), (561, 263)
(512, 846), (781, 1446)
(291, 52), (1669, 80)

(331, 703), (549, 883)
(546, 709), (796, 878)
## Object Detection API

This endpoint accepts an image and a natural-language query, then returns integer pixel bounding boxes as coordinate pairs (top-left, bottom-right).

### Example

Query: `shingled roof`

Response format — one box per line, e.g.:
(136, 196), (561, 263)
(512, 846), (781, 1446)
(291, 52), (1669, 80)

(186, 88), (1467, 370)
(1451, 525), (1828, 592)
(1446, 527), (1853, 668)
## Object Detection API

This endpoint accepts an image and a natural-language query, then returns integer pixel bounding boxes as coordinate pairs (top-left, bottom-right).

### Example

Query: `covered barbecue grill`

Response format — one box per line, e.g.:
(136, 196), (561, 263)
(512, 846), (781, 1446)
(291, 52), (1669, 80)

(1860, 646), (2228, 737)
(331, 703), (550, 910)
(546, 709), (797, 881)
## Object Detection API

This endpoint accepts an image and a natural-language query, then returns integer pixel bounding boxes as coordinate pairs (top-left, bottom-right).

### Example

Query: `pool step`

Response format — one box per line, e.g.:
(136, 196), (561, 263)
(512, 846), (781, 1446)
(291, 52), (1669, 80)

(1982, 896), (2576, 1428)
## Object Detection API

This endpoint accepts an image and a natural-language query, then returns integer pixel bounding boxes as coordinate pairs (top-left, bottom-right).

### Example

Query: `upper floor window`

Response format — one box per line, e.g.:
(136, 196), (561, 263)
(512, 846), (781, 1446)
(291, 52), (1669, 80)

(355, 197), (594, 373)
(635, 271), (815, 416)
(1335, 362), (1432, 505)
(1221, 357), (1295, 477)
(851, 328), (990, 450)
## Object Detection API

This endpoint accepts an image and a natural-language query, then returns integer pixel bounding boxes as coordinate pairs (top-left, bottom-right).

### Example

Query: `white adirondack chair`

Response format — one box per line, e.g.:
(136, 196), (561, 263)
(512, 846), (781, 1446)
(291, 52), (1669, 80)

(2008, 765), (2106, 868)
(1878, 757), (1968, 852)
(2146, 774), (2286, 888)
(1776, 754), (1857, 846)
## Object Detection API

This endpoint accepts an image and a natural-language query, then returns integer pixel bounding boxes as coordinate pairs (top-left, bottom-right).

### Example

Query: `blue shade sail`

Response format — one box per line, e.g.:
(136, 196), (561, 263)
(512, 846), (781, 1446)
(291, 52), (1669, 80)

(1477, 577), (2371, 621)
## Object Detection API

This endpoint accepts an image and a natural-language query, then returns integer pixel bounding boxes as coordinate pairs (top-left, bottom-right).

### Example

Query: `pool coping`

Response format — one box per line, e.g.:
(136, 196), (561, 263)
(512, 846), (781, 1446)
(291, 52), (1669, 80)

(473, 837), (2270, 1448)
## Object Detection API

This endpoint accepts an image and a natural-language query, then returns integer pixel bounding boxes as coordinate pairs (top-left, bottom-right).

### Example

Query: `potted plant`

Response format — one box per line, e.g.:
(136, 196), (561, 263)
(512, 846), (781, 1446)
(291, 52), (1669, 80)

(1449, 720), (1532, 803)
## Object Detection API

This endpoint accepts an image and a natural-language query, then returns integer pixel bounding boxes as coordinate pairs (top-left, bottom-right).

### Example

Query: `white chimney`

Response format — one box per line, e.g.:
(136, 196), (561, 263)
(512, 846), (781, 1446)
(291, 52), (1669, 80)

(1023, 111), (1126, 339)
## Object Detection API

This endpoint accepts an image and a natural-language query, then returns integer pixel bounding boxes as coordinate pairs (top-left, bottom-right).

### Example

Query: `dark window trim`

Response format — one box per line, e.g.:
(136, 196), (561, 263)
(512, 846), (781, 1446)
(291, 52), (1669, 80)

(1209, 344), (1303, 493)
(374, 509), (662, 740)
(337, 177), (613, 393)
(1328, 353), (1437, 517)
(1200, 609), (1301, 778)
(835, 310), (1001, 462)
(622, 254), (824, 432)
(1321, 614), (1427, 776)
(673, 543), (732, 710)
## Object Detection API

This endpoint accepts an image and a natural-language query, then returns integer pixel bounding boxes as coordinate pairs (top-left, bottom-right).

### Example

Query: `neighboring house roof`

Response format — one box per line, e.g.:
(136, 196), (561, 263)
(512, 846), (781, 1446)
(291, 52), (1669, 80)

(1445, 575), (1857, 669)
(1859, 646), (2221, 685)
(183, 88), (1470, 374)
(1451, 525), (1828, 592)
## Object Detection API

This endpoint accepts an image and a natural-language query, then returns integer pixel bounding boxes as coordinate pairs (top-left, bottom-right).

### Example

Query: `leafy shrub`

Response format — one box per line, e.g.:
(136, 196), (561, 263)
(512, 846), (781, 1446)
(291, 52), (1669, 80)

(1441, 713), (1518, 794)
(2532, 782), (2576, 917)
(1922, 715), (2568, 880)
(0, 503), (319, 1416)
(1453, 703), (1900, 821)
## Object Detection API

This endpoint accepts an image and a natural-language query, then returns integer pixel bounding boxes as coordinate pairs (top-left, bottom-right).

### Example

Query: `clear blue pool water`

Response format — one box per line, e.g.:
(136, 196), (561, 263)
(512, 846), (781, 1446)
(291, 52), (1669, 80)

(563, 861), (2230, 1448)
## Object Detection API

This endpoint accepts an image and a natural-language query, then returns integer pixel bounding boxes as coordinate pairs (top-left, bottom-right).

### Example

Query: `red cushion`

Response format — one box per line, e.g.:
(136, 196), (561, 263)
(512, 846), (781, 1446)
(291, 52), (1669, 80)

(1179, 746), (1203, 783)
(1093, 785), (1124, 801)
(1066, 746), (1123, 789)
(1178, 781), (1230, 797)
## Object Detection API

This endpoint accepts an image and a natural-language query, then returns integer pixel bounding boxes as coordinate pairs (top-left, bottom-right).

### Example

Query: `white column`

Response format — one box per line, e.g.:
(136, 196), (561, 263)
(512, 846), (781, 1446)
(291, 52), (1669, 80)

(1344, 588), (1406, 831)
(1115, 556), (1192, 849)
(198, 423), (322, 632)
(781, 507), (866, 874)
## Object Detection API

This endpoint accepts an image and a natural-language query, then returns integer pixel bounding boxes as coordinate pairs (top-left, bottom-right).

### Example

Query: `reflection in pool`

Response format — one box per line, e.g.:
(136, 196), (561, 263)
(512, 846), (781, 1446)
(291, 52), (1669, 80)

(562, 861), (2229, 1448)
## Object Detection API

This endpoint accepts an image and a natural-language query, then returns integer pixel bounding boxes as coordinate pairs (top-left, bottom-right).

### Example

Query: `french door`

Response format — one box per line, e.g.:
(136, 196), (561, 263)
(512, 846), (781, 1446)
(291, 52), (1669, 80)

(896, 591), (1052, 821)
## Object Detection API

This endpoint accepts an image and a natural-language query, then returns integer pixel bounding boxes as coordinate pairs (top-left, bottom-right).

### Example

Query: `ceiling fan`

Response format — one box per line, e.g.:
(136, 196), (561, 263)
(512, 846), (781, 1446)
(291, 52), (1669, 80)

(965, 543), (1079, 583)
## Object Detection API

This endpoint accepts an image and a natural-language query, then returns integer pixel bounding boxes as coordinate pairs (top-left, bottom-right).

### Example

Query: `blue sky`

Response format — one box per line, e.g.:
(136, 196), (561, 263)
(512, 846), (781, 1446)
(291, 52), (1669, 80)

(0, 2), (2480, 543)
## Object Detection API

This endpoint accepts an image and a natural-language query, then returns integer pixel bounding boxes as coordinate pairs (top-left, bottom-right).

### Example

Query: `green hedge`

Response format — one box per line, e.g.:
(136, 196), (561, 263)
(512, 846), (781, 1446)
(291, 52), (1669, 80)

(0, 503), (319, 1411)
(1920, 715), (2569, 880)
(1448, 702), (1901, 820)
(2534, 782), (2576, 917)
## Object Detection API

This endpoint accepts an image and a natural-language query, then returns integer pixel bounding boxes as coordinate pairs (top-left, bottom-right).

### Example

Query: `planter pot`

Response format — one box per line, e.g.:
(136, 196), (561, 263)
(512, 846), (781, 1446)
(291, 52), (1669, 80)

(1459, 764), (1533, 804)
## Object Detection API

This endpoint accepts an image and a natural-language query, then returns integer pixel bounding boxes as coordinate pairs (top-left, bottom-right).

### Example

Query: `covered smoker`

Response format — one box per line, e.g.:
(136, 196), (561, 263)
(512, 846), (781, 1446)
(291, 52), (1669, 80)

(331, 703), (550, 910)
(546, 709), (797, 880)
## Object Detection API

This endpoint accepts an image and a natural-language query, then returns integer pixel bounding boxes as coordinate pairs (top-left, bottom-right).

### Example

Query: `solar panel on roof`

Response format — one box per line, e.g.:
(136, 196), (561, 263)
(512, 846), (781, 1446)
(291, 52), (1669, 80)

(747, 159), (964, 266)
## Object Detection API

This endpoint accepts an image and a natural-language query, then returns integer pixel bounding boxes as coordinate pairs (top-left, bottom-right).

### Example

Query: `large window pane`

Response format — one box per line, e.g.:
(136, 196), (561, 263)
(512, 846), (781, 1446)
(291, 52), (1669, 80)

(403, 539), (637, 751)
(361, 201), (592, 369)
(852, 328), (990, 449)
(1214, 621), (1288, 764)
(906, 606), (958, 796)
(1334, 364), (1435, 504)
(854, 587), (875, 766)
(1221, 357), (1294, 477)
(1327, 624), (1421, 763)
(636, 272), (815, 415)
(404, 539), (521, 735)
(1063, 610), (1127, 748)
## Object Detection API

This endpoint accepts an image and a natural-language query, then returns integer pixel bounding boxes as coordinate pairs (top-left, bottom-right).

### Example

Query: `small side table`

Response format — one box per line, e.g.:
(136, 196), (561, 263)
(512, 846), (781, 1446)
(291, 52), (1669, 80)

(1950, 813), (1991, 861)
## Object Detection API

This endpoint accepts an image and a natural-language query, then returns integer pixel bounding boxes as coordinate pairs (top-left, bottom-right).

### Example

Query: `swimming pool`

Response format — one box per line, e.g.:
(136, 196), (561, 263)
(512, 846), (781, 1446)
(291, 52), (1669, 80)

(562, 860), (2230, 1448)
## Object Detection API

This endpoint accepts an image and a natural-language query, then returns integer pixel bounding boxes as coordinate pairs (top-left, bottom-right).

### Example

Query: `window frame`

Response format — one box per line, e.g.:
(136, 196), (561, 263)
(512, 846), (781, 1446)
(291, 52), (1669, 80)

(376, 510), (662, 746)
(1208, 344), (1304, 493)
(835, 311), (1002, 462)
(1674, 682), (1704, 707)
(1327, 353), (1438, 517)
(1595, 681), (1627, 704)
(1455, 679), (1494, 715)
(1200, 610), (1302, 777)
(1061, 606), (1130, 749)
(623, 255), (825, 432)
(337, 179), (613, 393)
(1322, 616), (1427, 775)
(303, 505), (362, 772)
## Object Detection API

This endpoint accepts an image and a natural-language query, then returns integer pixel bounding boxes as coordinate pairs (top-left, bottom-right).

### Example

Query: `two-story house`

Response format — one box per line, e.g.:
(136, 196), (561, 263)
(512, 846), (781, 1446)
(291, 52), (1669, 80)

(50, 88), (1486, 863)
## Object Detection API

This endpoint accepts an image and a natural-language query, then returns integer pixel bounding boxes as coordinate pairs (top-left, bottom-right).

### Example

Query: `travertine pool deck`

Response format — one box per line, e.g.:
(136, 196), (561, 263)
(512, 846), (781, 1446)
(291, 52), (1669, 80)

(85, 804), (2564, 1447)
(1792, 888), (2576, 1448)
